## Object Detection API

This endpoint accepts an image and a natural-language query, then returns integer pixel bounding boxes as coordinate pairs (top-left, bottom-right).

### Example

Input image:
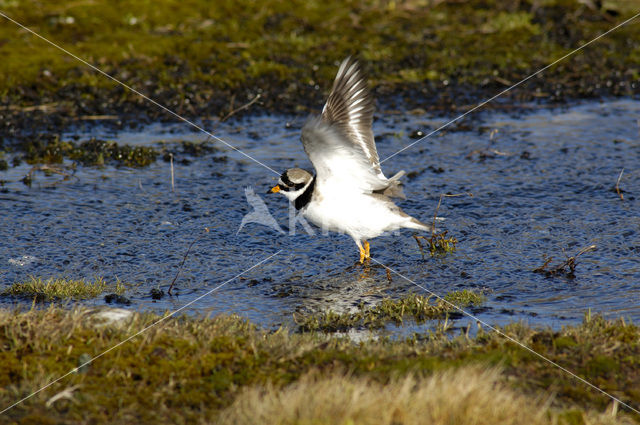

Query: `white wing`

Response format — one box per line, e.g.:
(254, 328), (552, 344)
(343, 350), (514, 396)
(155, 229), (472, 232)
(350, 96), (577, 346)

(301, 57), (404, 197)
(302, 117), (389, 194)
(321, 56), (382, 176)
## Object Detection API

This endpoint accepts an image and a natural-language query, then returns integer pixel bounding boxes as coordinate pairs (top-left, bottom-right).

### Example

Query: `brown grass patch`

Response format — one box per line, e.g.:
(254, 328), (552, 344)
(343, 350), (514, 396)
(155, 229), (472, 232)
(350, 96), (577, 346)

(215, 367), (625, 425)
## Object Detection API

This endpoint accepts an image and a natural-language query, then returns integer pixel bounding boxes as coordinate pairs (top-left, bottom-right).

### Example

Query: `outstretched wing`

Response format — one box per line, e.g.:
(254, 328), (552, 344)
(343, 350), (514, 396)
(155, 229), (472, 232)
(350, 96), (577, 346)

(321, 56), (382, 176)
(302, 117), (389, 194)
(301, 57), (404, 197)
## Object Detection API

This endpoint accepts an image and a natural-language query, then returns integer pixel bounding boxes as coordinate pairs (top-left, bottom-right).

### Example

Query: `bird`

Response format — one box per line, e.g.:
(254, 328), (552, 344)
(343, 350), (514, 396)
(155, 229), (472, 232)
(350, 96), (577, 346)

(268, 56), (432, 263)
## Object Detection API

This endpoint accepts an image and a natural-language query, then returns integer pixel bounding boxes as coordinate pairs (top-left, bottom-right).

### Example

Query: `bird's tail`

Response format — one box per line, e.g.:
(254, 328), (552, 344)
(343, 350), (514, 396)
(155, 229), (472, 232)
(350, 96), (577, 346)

(404, 217), (434, 233)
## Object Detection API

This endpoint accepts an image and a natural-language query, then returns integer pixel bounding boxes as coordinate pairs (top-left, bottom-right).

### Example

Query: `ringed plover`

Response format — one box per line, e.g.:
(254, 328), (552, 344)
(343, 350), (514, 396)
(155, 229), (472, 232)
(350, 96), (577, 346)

(269, 57), (432, 263)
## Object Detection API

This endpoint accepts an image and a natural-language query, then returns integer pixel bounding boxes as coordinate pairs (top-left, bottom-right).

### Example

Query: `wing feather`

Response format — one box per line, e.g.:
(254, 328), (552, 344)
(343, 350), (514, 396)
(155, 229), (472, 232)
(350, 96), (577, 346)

(321, 56), (381, 175)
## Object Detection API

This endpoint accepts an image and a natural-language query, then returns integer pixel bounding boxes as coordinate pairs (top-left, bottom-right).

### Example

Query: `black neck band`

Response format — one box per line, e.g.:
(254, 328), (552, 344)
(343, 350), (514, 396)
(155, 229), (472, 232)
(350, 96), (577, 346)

(295, 176), (315, 210)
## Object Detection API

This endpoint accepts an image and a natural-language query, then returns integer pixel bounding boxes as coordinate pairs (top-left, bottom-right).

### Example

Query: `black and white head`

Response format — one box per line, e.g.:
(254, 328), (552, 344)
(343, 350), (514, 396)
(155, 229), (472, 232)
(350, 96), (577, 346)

(268, 168), (314, 203)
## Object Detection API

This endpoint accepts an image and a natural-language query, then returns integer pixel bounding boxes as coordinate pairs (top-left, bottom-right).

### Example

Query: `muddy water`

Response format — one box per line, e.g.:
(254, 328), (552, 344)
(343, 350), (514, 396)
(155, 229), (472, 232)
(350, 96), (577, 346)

(1, 99), (638, 333)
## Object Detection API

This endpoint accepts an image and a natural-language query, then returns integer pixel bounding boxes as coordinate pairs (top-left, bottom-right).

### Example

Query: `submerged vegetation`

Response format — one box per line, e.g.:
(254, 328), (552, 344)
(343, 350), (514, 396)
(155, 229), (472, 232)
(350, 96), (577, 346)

(19, 137), (158, 167)
(0, 306), (638, 423)
(2, 277), (125, 301)
(534, 244), (598, 279)
(1, 0), (639, 148)
(414, 230), (458, 256)
(295, 291), (485, 332)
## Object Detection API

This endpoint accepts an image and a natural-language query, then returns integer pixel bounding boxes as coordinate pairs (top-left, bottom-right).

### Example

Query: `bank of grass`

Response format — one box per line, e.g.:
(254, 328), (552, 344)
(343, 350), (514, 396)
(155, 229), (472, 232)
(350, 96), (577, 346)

(2, 277), (124, 301)
(0, 0), (639, 136)
(0, 306), (638, 424)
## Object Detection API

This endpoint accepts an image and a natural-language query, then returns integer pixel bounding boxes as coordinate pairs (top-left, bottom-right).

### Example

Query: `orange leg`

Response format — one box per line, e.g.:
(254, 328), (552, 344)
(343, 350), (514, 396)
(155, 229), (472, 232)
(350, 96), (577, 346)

(359, 241), (371, 264)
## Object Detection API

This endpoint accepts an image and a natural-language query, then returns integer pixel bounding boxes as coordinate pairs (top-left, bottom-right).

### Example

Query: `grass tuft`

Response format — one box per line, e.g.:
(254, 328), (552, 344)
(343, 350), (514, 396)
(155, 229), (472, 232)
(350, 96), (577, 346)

(215, 367), (623, 425)
(444, 288), (486, 307)
(2, 277), (123, 301)
(428, 231), (459, 255)
(296, 291), (485, 332)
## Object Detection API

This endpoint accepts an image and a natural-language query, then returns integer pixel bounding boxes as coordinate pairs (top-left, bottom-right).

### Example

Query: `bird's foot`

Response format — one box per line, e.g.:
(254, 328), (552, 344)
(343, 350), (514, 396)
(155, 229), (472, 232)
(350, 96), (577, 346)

(359, 241), (371, 264)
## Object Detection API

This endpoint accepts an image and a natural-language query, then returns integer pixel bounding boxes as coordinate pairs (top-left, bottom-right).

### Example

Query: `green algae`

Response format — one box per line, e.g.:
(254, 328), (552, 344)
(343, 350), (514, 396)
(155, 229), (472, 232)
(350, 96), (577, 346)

(0, 306), (638, 423)
(5, 137), (221, 175)
(21, 137), (158, 167)
(2, 277), (125, 301)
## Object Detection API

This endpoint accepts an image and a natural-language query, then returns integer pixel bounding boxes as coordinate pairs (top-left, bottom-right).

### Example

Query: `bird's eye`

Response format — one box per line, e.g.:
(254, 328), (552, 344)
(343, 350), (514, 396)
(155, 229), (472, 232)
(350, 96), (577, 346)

(280, 173), (294, 187)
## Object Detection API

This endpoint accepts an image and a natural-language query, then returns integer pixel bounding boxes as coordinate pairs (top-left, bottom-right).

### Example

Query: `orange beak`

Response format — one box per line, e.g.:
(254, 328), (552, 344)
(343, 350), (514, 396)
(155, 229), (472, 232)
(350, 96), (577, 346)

(268, 185), (281, 194)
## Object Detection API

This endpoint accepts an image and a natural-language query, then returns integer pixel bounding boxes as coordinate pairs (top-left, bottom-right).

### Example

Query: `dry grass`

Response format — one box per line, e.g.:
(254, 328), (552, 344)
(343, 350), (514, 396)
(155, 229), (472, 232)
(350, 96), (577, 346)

(215, 367), (625, 425)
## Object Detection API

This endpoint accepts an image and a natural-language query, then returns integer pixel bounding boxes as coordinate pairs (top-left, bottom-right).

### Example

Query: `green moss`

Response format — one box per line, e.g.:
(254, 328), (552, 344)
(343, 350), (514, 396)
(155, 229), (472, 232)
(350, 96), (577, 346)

(1, 0), (638, 129)
(554, 335), (578, 350)
(585, 355), (621, 376)
(2, 277), (124, 301)
(557, 409), (587, 425)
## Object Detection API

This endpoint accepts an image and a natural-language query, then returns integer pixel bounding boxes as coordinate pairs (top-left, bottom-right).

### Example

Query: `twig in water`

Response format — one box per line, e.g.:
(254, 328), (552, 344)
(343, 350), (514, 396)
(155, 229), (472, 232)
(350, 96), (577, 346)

(170, 153), (175, 192)
(431, 192), (473, 235)
(221, 93), (261, 122)
(414, 192), (472, 257)
(533, 244), (597, 278)
(615, 168), (624, 201)
(167, 228), (210, 295)
(22, 164), (78, 187)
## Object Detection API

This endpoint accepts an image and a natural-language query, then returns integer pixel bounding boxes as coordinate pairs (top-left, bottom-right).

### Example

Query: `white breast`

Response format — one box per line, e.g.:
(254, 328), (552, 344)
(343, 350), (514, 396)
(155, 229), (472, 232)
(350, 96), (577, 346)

(303, 189), (407, 241)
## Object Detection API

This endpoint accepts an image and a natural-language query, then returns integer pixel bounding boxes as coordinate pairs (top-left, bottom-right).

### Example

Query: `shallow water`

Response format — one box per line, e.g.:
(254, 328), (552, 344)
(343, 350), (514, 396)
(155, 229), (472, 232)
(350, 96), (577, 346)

(1, 99), (639, 333)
